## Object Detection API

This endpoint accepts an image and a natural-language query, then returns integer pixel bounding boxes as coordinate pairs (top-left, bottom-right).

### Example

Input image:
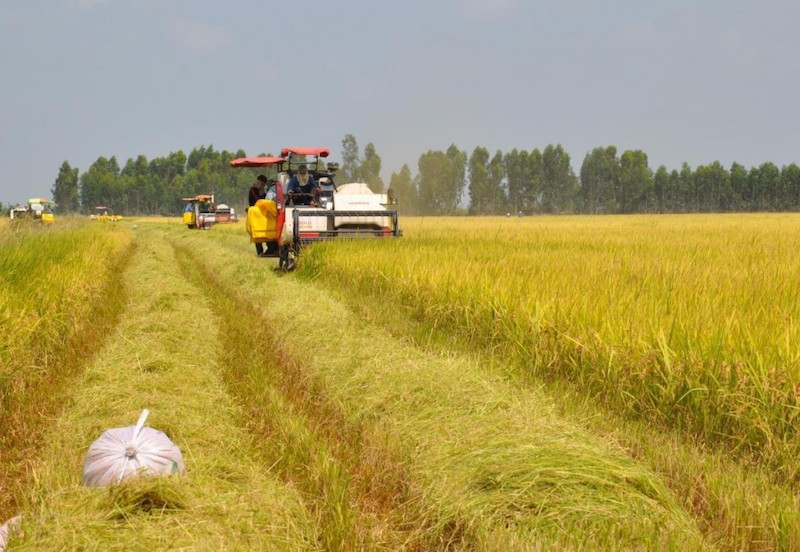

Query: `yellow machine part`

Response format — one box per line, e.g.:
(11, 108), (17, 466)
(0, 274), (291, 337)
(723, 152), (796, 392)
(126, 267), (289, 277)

(183, 211), (196, 225)
(41, 213), (55, 224)
(246, 199), (277, 243)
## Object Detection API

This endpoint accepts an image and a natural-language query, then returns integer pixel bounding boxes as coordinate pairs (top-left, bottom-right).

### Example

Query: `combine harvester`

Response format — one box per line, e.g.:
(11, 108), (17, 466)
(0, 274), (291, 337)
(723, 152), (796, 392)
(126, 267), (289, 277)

(90, 206), (123, 222)
(10, 198), (55, 224)
(182, 194), (238, 230)
(231, 146), (400, 270)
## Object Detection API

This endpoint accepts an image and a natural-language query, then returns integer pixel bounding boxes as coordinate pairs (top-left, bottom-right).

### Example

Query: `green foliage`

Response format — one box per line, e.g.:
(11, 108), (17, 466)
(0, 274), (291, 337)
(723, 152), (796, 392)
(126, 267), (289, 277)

(339, 134), (360, 183)
(389, 164), (417, 215)
(580, 146), (619, 213)
(467, 146), (490, 214)
(417, 150), (453, 215)
(52, 137), (800, 217)
(51, 161), (80, 214)
(541, 144), (578, 213)
(360, 142), (384, 192)
(618, 150), (653, 213)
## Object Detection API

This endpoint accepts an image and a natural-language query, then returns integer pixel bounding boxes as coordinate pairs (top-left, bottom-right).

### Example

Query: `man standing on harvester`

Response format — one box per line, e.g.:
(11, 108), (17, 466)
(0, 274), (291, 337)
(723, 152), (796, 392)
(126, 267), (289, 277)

(287, 164), (318, 205)
(248, 175), (268, 256)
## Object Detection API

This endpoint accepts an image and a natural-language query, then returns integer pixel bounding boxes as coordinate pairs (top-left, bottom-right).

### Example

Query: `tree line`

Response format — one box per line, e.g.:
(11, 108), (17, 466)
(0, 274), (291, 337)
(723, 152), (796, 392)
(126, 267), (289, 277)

(37, 135), (800, 216)
(391, 143), (800, 215)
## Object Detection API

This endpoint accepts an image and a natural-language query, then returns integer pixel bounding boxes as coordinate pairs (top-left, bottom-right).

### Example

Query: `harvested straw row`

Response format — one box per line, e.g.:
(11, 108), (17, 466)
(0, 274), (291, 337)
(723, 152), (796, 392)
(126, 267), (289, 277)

(169, 225), (710, 550)
(10, 229), (317, 550)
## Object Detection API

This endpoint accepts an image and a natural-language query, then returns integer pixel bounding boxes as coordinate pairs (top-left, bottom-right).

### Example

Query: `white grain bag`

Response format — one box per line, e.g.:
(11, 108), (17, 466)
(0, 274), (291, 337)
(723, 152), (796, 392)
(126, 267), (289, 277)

(82, 410), (185, 487)
(0, 515), (21, 552)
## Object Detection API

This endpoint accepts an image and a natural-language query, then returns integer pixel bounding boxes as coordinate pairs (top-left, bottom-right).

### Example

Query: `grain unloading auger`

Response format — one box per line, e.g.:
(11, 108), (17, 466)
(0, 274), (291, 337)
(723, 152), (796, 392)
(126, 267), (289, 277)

(231, 146), (401, 270)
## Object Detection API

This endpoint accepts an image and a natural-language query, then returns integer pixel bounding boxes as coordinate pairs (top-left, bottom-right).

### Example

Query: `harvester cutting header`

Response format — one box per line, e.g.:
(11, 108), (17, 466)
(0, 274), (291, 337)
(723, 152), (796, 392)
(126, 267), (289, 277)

(231, 146), (400, 270)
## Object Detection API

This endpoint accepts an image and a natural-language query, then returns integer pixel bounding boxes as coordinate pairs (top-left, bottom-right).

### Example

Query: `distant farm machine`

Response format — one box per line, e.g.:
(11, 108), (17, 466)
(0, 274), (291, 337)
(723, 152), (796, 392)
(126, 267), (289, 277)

(182, 194), (238, 230)
(9, 198), (55, 224)
(90, 206), (122, 222)
(231, 146), (400, 270)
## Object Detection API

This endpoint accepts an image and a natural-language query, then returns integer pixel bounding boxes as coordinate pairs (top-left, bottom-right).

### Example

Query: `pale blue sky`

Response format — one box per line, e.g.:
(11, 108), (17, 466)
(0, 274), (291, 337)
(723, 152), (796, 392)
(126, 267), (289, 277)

(1, 0), (798, 204)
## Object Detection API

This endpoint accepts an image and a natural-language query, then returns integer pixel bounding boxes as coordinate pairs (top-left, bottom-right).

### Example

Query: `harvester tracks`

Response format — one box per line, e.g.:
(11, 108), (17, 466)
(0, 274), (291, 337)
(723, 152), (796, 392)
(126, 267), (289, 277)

(173, 240), (430, 551)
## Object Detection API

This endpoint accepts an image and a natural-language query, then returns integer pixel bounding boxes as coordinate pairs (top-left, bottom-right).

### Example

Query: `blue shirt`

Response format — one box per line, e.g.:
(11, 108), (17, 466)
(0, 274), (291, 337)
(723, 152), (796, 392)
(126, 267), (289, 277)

(287, 175), (318, 194)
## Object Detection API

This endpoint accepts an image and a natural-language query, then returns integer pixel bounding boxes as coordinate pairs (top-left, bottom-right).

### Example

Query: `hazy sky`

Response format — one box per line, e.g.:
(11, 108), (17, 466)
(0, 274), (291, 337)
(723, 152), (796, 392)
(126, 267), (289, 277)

(1, 0), (798, 204)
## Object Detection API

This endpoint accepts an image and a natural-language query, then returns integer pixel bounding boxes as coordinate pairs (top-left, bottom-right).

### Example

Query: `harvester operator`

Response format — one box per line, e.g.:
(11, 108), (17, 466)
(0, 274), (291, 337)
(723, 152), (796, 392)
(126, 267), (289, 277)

(287, 164), (318, 205)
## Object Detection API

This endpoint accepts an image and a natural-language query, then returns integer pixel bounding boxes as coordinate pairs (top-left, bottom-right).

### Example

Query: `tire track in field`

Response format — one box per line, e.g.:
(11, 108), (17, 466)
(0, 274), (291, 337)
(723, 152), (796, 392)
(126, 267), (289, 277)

(173, 241), (431, 551)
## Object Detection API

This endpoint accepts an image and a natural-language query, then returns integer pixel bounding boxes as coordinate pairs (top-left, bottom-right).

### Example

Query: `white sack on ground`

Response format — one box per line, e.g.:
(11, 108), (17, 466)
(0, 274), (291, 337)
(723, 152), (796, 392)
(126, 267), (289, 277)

(0, 515), (22, 552)
(82, 410), (185, 487)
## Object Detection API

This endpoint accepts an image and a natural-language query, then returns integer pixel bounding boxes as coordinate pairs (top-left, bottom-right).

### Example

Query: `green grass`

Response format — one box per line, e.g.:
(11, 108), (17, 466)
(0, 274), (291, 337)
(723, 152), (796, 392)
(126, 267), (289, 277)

(10, 227), (317, 550)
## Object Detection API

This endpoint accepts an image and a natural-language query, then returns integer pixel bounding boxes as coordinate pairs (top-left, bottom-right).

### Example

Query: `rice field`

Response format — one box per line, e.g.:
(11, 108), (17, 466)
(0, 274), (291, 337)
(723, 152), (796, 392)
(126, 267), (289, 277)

(2, 215), (799, 550)
(299, 215), (800, 475)
(0, 219), (131, 518)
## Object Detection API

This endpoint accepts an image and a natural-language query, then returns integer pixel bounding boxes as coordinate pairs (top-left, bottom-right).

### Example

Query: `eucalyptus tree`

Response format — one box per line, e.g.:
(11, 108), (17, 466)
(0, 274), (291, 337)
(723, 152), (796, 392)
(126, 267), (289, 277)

(52, 161), (80, 213)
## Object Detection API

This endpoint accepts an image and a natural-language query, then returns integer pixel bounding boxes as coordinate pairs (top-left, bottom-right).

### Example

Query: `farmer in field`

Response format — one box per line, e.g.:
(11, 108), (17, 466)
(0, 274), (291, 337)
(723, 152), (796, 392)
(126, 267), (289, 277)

(287, 164), (318, 205)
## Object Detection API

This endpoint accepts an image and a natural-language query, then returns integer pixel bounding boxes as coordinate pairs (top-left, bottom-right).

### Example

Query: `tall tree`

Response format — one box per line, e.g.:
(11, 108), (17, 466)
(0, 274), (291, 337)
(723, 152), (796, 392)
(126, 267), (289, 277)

(667, 169), (680, 212)
(758, 162), (780, 211)
(504, 149), (524, 214)
(780, 163), (800, 210)
(521, 149), (543, 213)
(580, 146), (619, 213)
(389, 164), (417, 215)
(541, 144), (577, 213)
(618, 150), (653, 213)
(678, 162), (694, 212)
(52, 161), (80, 213)
(80, 156), (120, 213)
(445, 144), (467, 213)
(417, 150), (454, 215)
(359, 142), (384, 192)
(340, 134), (361, 183)
(468, 146), (490, 215)
(729, 162), (748, 211)
(488, 150), (507, 213)
(653, 165), (669, 213)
